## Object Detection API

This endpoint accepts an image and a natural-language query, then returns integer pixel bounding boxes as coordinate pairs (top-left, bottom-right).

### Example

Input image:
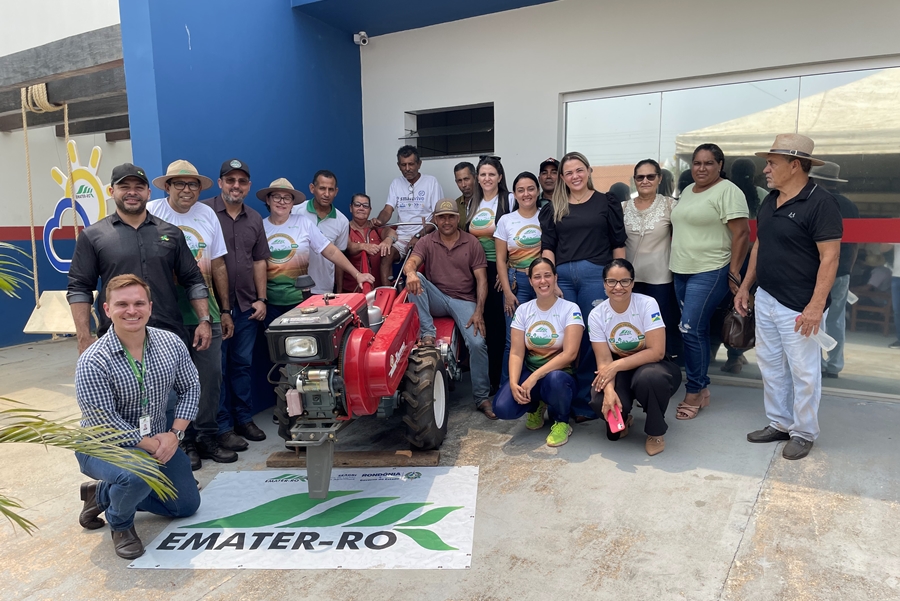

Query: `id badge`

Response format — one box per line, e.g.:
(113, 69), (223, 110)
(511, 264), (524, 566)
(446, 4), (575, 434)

(139, 415), (151, 436)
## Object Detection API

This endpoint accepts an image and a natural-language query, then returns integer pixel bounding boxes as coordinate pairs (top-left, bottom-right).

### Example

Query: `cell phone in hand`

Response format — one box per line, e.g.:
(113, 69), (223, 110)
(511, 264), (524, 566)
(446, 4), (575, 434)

(607, 405), (625, 432)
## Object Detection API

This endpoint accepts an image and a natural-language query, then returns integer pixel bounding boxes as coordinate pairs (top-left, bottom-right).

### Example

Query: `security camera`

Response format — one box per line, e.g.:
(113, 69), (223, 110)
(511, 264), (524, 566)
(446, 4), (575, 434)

(353, 31), (369, 46)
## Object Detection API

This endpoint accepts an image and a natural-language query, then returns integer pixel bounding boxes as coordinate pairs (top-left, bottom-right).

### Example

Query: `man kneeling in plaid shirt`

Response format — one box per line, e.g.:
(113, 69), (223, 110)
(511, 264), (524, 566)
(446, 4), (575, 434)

(75, 274), (201, 559)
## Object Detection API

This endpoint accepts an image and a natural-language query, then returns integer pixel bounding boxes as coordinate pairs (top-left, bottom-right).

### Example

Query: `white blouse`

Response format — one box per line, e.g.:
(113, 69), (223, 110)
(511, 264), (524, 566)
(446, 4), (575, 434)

(622, 194), (677, 285)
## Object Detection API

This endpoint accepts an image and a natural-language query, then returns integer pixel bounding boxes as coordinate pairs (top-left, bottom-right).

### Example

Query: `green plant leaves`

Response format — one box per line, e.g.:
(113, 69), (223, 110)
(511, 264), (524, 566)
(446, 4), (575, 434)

(281, 497), (400, 528)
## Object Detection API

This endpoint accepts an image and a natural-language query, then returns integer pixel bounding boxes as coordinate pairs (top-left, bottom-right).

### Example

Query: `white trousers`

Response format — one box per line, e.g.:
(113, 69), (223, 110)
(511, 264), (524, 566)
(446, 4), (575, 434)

(755, 288), (824, 442)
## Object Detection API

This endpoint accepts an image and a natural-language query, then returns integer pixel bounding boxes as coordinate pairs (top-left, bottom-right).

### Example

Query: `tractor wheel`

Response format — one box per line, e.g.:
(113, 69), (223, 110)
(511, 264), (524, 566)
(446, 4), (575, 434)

(401, 348), (448, 450)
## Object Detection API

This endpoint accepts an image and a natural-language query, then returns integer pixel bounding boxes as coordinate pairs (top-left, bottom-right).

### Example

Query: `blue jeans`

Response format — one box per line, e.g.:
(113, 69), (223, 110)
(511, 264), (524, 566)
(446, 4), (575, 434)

(674, 265), (730, 393)
(501, 269), (537, 385)
(218, 307), (258, 433)
(410, 275), (491, 403)
(556, 260), (607, 417)
(492, 368), (576, 423)
(76, 447), (200, 531)
(893, 277), (900, 340)
(822, 274), (850, 374)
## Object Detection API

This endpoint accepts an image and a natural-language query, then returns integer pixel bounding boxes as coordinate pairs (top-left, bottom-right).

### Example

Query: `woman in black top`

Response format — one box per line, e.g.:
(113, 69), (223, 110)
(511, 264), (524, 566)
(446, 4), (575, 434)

(540, 151), (627, 417)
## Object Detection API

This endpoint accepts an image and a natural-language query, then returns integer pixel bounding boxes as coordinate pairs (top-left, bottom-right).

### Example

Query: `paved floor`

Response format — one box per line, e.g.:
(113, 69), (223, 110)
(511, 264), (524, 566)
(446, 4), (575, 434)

(1, 338), (899, 601)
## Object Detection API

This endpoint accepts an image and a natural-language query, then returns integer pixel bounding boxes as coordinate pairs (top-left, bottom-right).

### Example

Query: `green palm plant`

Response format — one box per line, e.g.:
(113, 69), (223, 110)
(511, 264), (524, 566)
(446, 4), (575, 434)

(0, 400), (176, 534)
(0, 246), (174, 534)
(0, 241), (32, 298)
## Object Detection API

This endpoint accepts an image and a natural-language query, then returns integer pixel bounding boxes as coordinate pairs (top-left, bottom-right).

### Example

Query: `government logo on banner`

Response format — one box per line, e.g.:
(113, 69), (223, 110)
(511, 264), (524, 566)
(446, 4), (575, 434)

(44, 141), (110, 273)
(131, 467), (479, 570)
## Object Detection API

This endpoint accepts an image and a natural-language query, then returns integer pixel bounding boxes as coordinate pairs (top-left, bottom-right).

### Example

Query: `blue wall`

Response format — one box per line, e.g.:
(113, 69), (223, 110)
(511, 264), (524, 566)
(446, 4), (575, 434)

(120, 0), (366, 218)
(0, 239), (74, 347)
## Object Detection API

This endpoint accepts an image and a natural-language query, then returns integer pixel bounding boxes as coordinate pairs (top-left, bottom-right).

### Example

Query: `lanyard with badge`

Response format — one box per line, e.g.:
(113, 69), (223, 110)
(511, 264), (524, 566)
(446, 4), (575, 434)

(123, 340), (151, 436)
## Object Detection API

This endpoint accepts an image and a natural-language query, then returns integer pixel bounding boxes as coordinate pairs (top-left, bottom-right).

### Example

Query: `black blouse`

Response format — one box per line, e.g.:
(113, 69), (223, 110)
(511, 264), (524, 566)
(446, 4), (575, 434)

(540, 191), (627, 266)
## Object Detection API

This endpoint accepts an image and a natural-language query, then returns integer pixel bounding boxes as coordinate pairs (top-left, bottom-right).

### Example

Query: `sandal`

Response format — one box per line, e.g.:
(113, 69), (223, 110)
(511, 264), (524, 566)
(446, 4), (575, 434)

(675, 391), (710, 420)
(476, 399), (498, 420)
(420, 336), (436, 347)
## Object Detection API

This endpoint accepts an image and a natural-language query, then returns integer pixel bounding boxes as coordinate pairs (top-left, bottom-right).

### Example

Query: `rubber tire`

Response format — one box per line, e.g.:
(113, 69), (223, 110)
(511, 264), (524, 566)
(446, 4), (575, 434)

(401, 348), (449, 450)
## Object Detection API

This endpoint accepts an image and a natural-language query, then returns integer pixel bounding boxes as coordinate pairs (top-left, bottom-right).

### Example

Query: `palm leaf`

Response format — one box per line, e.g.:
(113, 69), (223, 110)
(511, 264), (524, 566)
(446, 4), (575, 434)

(0, 242), (33, 298)
(0, 398), (176, 535)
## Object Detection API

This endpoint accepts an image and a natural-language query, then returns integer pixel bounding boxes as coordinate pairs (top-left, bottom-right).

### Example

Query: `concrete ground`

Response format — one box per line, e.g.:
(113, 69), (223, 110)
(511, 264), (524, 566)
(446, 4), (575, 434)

(1, 338), (899, 601)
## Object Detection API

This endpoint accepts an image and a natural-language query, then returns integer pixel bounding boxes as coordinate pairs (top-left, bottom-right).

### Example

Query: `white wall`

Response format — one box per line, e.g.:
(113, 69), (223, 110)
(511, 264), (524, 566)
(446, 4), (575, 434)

(360, 0), (900, 208)
(0, 128), (132, 227)
(0, 0), (120, 56)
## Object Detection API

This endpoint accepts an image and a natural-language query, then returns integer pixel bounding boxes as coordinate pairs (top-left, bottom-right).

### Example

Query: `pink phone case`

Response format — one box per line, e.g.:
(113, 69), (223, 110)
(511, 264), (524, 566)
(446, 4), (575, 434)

(607, 405), (625, 432)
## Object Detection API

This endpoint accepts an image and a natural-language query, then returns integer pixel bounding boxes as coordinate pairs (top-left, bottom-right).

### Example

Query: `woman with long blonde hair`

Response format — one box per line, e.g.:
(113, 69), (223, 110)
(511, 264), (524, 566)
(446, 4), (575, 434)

(539, 151), (627, 419)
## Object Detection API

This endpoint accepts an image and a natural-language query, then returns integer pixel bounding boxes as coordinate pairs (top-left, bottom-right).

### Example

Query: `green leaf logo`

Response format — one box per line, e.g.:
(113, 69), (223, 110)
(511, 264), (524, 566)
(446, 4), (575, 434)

(183, 491), (463, 550)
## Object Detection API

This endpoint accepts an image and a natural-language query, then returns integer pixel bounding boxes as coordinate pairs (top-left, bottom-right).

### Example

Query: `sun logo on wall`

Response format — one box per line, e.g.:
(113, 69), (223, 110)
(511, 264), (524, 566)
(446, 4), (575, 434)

(44, 140), (110, 273)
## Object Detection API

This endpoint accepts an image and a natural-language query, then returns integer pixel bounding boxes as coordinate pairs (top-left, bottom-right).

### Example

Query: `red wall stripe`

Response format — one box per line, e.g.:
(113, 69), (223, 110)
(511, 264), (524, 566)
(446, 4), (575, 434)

(0, 226), (78, 241)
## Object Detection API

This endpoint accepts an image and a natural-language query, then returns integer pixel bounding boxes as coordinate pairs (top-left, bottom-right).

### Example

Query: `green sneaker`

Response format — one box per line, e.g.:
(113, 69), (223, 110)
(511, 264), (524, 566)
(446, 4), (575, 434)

(525, 401), (546, 430)
(546, 421), (572, 447)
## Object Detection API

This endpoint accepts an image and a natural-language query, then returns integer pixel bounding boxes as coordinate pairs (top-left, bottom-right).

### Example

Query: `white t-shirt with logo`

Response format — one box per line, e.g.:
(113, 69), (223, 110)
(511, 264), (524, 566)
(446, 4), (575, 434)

(386, 174), (444, 245)
(263, 215), (330, 306)
(147, 198), (227, 324)
(511, 297), (584, 373)
(494, 210), (542, 270)
(588, 293), (664, 357)
(291, 200), (350, 294)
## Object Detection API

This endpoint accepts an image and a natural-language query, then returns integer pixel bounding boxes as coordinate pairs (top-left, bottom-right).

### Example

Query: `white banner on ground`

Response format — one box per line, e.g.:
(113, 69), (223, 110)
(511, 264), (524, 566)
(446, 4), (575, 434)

(130, 466), (478, 570)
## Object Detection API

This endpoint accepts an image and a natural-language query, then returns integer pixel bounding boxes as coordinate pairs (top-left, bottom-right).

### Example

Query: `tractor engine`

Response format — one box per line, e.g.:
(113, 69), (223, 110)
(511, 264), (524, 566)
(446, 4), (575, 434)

(265, 290), (421, 497)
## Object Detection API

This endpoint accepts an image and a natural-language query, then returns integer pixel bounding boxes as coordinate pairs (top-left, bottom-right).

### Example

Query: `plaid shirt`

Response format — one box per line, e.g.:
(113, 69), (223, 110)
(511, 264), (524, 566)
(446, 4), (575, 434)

(76, 326), (199, 446)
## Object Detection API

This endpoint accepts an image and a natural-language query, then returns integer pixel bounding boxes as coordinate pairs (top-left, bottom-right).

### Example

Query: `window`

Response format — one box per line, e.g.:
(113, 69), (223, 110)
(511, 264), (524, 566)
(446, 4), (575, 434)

(402, 104), (494, 159)
(564, 65), (900, 398)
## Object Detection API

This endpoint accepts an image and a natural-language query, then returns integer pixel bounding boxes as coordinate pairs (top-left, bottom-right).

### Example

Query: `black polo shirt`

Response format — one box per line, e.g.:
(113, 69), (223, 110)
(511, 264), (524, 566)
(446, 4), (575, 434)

(756, 179), (843, 312)
(67, 211), (207, 343)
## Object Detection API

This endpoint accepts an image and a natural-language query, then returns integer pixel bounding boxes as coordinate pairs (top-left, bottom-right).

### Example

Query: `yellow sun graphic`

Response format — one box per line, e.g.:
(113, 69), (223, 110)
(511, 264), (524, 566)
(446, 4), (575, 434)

(50, 140), (109, 224)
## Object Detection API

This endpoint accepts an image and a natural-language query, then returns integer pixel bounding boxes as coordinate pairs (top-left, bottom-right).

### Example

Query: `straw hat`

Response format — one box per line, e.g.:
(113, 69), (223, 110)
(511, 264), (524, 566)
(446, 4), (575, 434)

(864, 254), (886, 268)
(754, 133), (825, 166)
(152, 159), (213, 190)
(256, 178), (307, 203)
(809, 161), (848, 183)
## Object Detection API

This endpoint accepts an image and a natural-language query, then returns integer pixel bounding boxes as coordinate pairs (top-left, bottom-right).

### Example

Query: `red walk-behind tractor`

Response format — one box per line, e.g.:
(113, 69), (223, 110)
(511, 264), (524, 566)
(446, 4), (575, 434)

(265, 261), (462, 499)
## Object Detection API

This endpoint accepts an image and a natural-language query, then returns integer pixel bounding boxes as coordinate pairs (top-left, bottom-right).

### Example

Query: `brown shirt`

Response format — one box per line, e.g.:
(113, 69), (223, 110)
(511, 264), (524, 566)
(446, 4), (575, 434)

(203, 195), (271, 313)
(412, 230), (487, 303)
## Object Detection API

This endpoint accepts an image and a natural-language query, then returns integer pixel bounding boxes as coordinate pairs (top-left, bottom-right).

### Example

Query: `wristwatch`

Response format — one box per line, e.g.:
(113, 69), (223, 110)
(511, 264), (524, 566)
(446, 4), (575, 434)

(222, 308), (232, 316)
(169, 428), (185, 441)
(256, 298), (268, 304)
(198, 315), (211, 323)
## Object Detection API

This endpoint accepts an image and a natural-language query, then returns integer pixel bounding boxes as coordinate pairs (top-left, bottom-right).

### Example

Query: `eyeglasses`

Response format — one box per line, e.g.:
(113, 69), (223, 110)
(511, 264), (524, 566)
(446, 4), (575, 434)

(269, 194), (294, 204)
(634, 174), (658, 182)
(603, 278), (634, 288)
(224, 177), (250, 186)
(170, 180), (201, 191)
(351, 202), (371, 209)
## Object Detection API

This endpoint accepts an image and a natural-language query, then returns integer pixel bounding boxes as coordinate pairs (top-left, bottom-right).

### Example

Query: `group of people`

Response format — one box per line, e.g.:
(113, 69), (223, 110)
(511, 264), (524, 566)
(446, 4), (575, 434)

(69, 133), (843, 560)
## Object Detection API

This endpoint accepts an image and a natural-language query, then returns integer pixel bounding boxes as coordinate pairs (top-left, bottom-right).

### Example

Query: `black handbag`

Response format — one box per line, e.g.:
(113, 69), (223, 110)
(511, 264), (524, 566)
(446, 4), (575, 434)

(721, 296), (755, 350)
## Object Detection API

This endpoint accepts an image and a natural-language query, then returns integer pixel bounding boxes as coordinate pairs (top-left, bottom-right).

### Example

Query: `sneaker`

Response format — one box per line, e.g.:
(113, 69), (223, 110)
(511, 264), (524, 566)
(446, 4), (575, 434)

(525, 401), (546, 430)
(546, 422), (572, 447)
(889, 340), (900, 349)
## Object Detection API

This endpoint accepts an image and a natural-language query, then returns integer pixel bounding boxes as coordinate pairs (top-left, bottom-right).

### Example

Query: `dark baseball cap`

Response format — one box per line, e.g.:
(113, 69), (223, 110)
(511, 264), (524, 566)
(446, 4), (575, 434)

(539, 157), (559, 172)
(110, 163), (150, 186)
(219, 158), (251, 178)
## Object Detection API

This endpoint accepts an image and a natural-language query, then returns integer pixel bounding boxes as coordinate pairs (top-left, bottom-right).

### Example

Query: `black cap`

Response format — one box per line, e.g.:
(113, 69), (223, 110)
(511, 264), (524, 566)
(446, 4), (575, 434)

(220, 158), (250, 178)
(110, 163), (150, 186)
(539, 157), (559, 172)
